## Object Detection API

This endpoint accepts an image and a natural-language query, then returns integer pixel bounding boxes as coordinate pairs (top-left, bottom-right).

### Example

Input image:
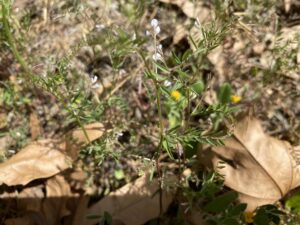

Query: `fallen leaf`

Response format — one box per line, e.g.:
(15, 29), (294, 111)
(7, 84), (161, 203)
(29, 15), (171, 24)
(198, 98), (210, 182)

(42, 175), (73, 225)
(5, 217), (31, 225)
(0, 123), (105, 186)
(69, 123), (106, 145)
(71, 196), (90, 225)
(0, 139), (70, 186)
(65, 122), (107, 159)
(17, 185), (44, 212)
(201, 116), (300, 211)
(85, 174), (175, 225)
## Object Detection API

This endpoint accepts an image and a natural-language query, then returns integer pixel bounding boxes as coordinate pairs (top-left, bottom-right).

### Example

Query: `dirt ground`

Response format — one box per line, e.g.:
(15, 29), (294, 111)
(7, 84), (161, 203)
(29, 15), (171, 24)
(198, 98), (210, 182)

(0, 0), (300, 224)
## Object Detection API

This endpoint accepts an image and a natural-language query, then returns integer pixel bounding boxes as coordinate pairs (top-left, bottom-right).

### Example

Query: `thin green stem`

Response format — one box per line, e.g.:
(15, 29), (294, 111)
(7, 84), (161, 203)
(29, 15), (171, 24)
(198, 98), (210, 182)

(2, 3), (30, 78)
(153, 31), (163, 220)
(74, 111), (91, 143)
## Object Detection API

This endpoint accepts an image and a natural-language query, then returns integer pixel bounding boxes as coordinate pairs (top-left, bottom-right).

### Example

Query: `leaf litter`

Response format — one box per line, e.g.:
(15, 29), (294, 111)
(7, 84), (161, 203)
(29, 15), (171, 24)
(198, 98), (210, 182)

(201, 116), (300, 212)
(1, 0), (300, 224)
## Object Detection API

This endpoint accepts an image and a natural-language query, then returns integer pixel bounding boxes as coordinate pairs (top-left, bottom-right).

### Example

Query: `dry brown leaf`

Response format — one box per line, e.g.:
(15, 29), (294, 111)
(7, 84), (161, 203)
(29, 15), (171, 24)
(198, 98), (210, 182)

(17, 185), (44, 212)
(5, 217), (31, 225)
(201, 116), (300, 211)
(65, 122), (107, 159)
(0, 140), (71, 186)
(85, 174), (174, 225)
(0, 123), (105, 186)
(42, 175), (73, 225)
(71, 196), (90, 225)
(29, 112), (42, 140)
(70, 123), (106, 144)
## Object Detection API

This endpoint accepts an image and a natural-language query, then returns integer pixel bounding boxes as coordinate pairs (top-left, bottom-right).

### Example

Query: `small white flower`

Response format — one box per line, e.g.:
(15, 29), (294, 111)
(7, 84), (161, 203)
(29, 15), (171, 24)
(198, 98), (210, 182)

(92, 83), (100, 89)
(132, 33), (136, 40)
(146, 30), (150, 36)
(151, 18), (159, 27)
(154, 26), (160, 34)
(158, 44), (162, 50)
(152, 53), (162, 61)
(91, 75), (98, 84)
(8, 149), (16, 154)
(117, 132), (124, 137)
(164, 80), (172, 87)
(178, 147), (183, 157)
(95, 24), (105, 31)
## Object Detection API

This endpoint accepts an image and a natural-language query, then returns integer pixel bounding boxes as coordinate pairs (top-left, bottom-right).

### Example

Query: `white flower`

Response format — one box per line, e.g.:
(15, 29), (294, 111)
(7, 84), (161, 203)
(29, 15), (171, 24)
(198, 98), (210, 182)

(152, 53), (162, 61)
(154, 26), (160, 35)
(157, 44), (162, 50)
(132, 33), (136, 40)
(92, 83), (100, 89)
(146, 30), (150, 36)
(178, 147), (183, 157)
(95, 24), (105, 31)
(151, 18), (159, 27)
(91, 75), (98, 84)
(91, 75), (100, 89)
(164, 80), (172, 87)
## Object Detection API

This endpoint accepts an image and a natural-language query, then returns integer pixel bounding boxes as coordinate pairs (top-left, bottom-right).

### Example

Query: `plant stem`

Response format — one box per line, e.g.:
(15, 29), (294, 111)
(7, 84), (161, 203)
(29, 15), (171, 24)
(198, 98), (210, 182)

(74, 111), (91, 144)
(153, 33), (163, 220)
(2, 3), (30, 78)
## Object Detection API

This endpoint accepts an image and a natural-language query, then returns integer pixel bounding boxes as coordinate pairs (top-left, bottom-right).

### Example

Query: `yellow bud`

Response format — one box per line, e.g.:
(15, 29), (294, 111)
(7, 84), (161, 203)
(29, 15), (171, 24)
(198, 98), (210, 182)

(171, 90), (181, 101)
(230, 95), (241, 103)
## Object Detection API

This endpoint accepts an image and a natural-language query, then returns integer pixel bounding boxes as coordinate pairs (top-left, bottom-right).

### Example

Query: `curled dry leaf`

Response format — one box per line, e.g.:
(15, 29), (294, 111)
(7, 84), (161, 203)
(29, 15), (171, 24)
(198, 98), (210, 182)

(85, 174), (175, 225)
(0, 123), (105, 186)
(201, 116), (300, 211)
(42, 175), (73, 225)
(0, 139), (70, 186)
(17, 185), (44, 212)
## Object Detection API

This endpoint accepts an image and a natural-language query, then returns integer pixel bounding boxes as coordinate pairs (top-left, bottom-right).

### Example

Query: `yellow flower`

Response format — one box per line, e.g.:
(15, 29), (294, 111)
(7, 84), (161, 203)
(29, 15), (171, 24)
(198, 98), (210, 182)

(244, 211), (254, 224)
(171, 90), (181, 101)
(230, 95), (241, 103)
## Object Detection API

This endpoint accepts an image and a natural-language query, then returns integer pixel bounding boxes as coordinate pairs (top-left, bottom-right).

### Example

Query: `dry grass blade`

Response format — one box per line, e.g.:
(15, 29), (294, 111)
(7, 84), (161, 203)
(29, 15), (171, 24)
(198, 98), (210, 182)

(201, 116), (300, 211)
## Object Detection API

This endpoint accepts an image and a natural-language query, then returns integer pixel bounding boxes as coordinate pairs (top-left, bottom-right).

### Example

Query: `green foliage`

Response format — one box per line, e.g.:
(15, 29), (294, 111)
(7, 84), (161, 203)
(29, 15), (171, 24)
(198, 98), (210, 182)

(253, 205), (283, 225)
(191, 80), (205, 96)
(204, 191), (238, 213)
(80, 135), (119, 166)
(285, 190), (300, 214)
(218, 83), (232, 104)
(87, 211), (112, 225)
(87, 26), (145, 69)
(2, 1), (298, 224)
